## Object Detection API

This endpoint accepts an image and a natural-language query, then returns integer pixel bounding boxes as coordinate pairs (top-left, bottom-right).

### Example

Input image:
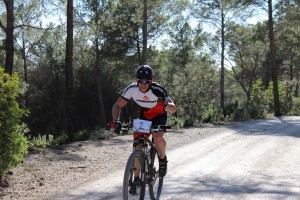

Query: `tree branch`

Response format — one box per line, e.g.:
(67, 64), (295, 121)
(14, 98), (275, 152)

(14, 24), (59, 31)
(0, 20), (6, 32)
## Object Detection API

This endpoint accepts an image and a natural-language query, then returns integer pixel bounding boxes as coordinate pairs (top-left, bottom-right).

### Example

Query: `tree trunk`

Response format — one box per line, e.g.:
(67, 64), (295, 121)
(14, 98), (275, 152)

(137, 34), (142, 65)
(21, 44), (29, 108)
(65, 0), (74, 140)
(95, 38), (106, 128)
(267, 0), (281, 116)
(288, 56), (294, 96)
(295, 73), (299, 97)
(141, 0), (148, 65)
(4, 0), (14, 75)
(220, 7), (225, 111)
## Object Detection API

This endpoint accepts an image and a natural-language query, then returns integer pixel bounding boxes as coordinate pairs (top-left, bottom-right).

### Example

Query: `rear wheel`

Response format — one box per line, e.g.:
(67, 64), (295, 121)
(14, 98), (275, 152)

(148, 147), (163, 200)
(123, 151), (146, 200)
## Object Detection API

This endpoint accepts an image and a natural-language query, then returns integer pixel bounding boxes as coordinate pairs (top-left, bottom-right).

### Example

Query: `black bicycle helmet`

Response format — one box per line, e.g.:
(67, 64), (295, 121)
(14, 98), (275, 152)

(135, 65), (153, 80)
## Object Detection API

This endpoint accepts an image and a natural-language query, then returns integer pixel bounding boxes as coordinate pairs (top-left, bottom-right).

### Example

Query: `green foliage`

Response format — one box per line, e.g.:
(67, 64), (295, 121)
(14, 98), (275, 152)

(223, 101), (239, 118)
(167, 116), (184, 128)
(232, 107), (250, 121)
(202, 105), (224, 124)
(223, 101), (250, 122)
(0, 68), (28, 180)
(230, 102), (253, 121)
(183, 117), (195, 127)
(250, 80), (268, 118)
(251, 79), (293, 118)
(47, 128), (112, 145)
(289, 97), (300, 115)
(159, 57), (219, 126)
(28, 135), (51, 149)
(89, 128), (112, 140)
(74, 130), (90, 141)
(226, 22), (268, 103)
(51, 134), (68, 145)
(50, 131), (90, 145)
(277, 82), (293, 115)
(27, 134), (52, 155)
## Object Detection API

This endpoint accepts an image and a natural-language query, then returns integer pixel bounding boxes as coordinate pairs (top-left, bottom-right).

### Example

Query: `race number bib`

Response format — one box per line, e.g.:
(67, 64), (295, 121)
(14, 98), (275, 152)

(132, 119), (152, 133)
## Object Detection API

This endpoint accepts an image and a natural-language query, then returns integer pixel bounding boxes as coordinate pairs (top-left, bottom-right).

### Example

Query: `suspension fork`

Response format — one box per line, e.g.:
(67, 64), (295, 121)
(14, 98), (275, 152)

(142, 141), (149, 183)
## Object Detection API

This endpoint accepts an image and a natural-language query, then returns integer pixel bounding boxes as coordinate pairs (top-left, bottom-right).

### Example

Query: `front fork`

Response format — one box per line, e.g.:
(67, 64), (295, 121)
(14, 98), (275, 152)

(133, 140), (150, 184)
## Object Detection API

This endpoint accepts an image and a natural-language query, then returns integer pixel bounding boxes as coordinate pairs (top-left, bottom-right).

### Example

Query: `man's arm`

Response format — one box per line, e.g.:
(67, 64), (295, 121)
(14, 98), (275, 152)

(112, 97), (128, 121)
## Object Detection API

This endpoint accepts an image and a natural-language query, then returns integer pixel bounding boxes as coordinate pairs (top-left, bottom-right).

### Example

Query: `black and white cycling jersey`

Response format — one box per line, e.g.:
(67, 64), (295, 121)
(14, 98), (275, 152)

(121, 82), (170, 108)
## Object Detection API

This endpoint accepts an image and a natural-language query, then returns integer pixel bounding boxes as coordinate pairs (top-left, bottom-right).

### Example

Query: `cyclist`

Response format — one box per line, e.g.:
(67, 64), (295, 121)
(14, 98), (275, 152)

(112, 65), (176, 194)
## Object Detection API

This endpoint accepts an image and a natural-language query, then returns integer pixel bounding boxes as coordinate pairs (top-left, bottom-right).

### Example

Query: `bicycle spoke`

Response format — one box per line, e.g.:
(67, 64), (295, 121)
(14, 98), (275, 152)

(149, 148), (164, 200)
(123, 151), (145, 200)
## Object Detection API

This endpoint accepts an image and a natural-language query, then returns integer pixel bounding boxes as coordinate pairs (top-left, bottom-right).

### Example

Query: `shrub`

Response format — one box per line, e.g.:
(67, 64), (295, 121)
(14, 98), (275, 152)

(0, 68), (28, 181)
(183, 117), (194, 127)
(289, 97), (300, 115)
(251, 80), (269, 118)
(231, 106), (250, 121)
(168, 116), (184, 128)
(202, 105), (224, 124)
(74, 130), (90, 141)
(52, 134), (68, 145)
(89, 128), (112, 140)
(251, 80), (292, 118)
(223, 101), (238, 118)
(27, 134), (53, 153)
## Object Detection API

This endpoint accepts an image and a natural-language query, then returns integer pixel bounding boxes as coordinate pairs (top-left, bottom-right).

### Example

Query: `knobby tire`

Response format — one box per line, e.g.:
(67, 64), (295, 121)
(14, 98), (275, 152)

(123, 151), (146, 200)
(148, 147), (163, 200)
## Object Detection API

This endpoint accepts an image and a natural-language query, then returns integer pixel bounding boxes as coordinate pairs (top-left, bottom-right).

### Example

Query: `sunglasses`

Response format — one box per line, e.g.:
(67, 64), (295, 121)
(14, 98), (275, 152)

(137, 79), (152, 84)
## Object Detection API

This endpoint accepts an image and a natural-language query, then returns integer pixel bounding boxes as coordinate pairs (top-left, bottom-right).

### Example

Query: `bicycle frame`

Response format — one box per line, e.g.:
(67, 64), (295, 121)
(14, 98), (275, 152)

(133, 125), (170, 183)
(133, 133), (155, 183)
(123, 123), (171, 199)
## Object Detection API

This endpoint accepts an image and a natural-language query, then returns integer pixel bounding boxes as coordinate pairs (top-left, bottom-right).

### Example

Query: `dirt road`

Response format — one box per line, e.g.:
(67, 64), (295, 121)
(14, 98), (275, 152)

(53, 116), (300, 200)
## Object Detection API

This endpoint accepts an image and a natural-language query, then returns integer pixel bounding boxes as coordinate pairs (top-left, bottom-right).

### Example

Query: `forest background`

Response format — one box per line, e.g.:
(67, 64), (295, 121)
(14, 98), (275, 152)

(0, 0), (299, 180)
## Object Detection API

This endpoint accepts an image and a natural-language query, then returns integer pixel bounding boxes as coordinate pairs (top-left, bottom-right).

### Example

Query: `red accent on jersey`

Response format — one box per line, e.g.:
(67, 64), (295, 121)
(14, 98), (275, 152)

(144, 101), (165, 120)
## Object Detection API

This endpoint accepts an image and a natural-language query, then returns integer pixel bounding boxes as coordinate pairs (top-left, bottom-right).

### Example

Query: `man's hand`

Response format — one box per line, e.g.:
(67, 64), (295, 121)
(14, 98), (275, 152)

(165, 99), (177, 114)
(113, 120), (122, 134)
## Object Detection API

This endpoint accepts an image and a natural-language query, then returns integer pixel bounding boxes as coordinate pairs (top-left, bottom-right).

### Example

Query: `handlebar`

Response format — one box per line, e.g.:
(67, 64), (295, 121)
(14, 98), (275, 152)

(117, 122), (172, 133)
(150, 125), (172, 132)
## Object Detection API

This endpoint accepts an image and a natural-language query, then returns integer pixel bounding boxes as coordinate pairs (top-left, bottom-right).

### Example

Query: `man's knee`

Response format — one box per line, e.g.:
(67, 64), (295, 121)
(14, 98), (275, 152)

(153, 131), (164, 138)
(153, 133), (166, 145)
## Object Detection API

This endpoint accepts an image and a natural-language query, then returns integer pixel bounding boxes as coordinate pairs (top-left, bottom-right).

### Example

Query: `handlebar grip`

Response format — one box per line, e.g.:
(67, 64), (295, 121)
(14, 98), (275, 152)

(160, 125), (171, 129)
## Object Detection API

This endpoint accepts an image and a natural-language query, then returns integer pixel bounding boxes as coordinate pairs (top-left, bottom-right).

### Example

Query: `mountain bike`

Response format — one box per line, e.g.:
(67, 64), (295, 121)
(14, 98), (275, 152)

(122, 119), (171, 200)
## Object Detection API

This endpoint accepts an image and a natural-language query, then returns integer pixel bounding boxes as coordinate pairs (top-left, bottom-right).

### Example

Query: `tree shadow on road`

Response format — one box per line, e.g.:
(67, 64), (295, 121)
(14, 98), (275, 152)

(162, 173), (300, 199)
(56, 172), (300, 200)
(224, 116), (300, 138)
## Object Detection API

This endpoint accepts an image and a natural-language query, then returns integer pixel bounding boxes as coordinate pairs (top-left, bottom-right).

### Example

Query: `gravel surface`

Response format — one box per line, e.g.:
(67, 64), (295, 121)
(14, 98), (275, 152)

(55, 116), (300, 200)
(0, 123), (219, 200)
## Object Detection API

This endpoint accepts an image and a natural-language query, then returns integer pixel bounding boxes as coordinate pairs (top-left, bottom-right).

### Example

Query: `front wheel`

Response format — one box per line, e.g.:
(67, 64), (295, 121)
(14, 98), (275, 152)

(148, 147), (163, 200)
(123, 151), (146, 200)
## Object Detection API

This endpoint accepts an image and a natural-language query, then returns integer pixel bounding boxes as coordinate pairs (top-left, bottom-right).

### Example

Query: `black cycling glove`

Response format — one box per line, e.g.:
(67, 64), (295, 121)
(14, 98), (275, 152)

(113, 120), (122, 134)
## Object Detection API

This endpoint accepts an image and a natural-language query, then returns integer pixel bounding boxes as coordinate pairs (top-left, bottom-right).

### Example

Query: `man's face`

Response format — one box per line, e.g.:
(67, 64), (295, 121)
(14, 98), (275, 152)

(137, 79), (152, 93)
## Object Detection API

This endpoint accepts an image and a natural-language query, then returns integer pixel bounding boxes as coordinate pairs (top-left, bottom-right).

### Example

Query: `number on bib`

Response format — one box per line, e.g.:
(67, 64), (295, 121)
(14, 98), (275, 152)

(132, 119), (152, 133)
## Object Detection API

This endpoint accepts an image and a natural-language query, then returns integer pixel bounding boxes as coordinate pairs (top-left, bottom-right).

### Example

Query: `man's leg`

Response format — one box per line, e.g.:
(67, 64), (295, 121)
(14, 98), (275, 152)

(153, 131), (168, 177)
(153, 131), (166, 159)
(133, 141), (142, 177)
(130, 139), (142, 194)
